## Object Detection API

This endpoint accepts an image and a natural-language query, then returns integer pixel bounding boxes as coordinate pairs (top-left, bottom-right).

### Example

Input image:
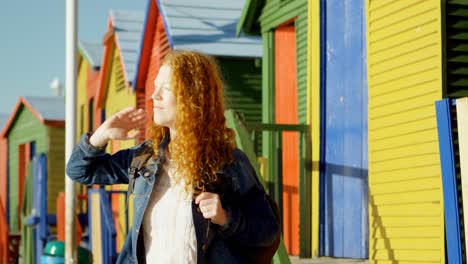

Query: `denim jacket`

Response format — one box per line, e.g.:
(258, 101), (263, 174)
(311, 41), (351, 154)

(66, 133), (279, 263)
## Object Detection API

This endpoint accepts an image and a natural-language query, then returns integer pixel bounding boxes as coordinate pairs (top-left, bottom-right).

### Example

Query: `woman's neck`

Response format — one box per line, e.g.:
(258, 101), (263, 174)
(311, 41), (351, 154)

(169, 127), (177, 139)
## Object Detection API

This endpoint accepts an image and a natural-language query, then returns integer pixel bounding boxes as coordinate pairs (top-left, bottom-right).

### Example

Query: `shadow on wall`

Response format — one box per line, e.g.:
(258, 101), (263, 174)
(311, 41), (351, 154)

(320, 162), (369, 258)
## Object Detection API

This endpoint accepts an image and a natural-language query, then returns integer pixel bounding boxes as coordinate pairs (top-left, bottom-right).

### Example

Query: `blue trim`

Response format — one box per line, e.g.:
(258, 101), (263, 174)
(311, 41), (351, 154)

(360, 2), (369, 258)
(435, 99), (463, 264)
(88, 189), (117, 263)
(101, 189), (117, 263)
(318, 1), (368, 257)
(87, 190), (92, 252)
(318, 0), (327, 256)
(86, 189), (95, 256)
(33, 154), (48, 264)
(132, 0), (153, 92)
(156, 0), (174, 50)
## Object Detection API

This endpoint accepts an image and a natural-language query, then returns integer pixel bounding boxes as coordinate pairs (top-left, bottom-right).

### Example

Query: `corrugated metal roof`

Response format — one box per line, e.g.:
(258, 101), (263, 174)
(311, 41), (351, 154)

(110, 10), (145, 83)
(158, 0), (262, 58)
(79, 41), (103, 69)
(24, 96), (65, 121)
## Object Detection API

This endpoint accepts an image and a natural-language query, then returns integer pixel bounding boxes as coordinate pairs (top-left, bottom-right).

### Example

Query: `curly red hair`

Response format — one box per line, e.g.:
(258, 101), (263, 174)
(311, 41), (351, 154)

(148, 50), (236, 194)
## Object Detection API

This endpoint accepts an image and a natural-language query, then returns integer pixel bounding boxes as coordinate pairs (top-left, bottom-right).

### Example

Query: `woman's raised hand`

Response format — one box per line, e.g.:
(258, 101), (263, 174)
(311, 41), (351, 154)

(89, 107), (146, 148)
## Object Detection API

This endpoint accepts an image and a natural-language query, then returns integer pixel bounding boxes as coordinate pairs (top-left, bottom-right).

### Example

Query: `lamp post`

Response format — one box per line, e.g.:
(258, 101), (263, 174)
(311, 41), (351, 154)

(65, 0), (78, 262)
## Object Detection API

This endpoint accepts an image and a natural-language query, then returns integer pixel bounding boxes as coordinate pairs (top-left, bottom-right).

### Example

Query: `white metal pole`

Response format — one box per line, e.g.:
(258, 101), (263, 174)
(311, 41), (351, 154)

(65, 0), (78, 262)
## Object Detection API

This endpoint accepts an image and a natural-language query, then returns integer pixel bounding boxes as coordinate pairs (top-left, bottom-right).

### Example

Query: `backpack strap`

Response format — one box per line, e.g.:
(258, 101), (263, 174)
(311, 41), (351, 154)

(126, 142), (154, 210)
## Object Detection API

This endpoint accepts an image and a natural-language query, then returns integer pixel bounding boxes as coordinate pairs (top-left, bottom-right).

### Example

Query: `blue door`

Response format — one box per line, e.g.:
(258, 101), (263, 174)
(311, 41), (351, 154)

(319, 0), (368, 258)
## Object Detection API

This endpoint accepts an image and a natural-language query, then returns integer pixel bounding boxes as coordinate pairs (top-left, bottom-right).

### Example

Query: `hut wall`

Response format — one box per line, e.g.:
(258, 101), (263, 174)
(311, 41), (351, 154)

(366, 1), (444, 262)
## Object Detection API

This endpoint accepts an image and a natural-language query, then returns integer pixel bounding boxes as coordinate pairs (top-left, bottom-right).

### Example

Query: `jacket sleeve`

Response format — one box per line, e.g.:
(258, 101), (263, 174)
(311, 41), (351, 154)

(66, 133), (138, 186)
(218, 149), (280, 247)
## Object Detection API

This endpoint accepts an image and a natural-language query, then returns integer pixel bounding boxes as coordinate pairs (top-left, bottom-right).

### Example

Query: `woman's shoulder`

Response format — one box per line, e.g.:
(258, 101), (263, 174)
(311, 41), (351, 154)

(221, 148), (248, 174)
(127, 140), (154, 158)
(131, 139), (154, 150)
(224, 148), (262, 196)
(232, 148), (246, 161)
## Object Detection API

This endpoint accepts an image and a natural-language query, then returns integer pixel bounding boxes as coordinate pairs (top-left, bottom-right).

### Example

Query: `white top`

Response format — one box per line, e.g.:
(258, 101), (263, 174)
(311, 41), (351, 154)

(142, 163), (197, 263)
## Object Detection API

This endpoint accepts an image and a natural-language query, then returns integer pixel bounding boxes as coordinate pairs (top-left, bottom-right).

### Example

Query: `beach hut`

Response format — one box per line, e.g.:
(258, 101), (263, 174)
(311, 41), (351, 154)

(77, 41), (103, 137)
(237, 0), (311, 257)
(0, 96), (64, 263)
(1, 96), (65, 233)
(133, 0), (263, 149)
(93, 9), (145, 251)
(96, 10), (143, 150)
(366, 1), (445, 263)
(238, 0), (369, 259)
(75, 41), (103, 213)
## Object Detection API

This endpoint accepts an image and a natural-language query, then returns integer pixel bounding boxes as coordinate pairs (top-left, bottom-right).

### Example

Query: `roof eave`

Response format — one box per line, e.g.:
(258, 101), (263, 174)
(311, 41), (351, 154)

(1, 97), (47, 138)
(133, 0), (156, 92)
(0, 99), (22, 138)
(78, 45), (101, 70)
(96, 18), (115, 109)
(156, 0), (174, 49)
(236, 0), (264, 37)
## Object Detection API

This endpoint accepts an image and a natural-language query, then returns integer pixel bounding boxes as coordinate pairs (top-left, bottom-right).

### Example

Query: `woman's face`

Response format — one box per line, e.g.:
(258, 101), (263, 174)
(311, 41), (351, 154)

(152, 64), (177, 129)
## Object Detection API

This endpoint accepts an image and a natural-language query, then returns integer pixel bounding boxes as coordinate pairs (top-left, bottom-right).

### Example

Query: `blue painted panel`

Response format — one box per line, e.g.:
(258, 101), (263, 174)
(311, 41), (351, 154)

(87, 192), (93, 252)
(88, 189), (117, 263)
(32, 154), (48, 264)
(319, 0), (368, 258)
(435, 99), (463, 264)
(101, 190), (117, 263)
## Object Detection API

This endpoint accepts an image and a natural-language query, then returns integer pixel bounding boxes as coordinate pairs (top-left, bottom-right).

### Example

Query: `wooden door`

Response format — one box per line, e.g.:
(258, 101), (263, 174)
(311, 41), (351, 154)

(275, 23), (299, 256)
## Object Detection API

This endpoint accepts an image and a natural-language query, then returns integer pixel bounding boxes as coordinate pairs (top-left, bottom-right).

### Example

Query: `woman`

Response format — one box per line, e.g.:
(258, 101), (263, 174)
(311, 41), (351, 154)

(66, 51), (279, 263)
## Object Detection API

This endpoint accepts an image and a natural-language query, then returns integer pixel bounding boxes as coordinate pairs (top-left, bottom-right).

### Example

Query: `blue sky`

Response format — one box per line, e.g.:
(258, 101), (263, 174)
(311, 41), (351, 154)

(0, 0), (147, 116)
